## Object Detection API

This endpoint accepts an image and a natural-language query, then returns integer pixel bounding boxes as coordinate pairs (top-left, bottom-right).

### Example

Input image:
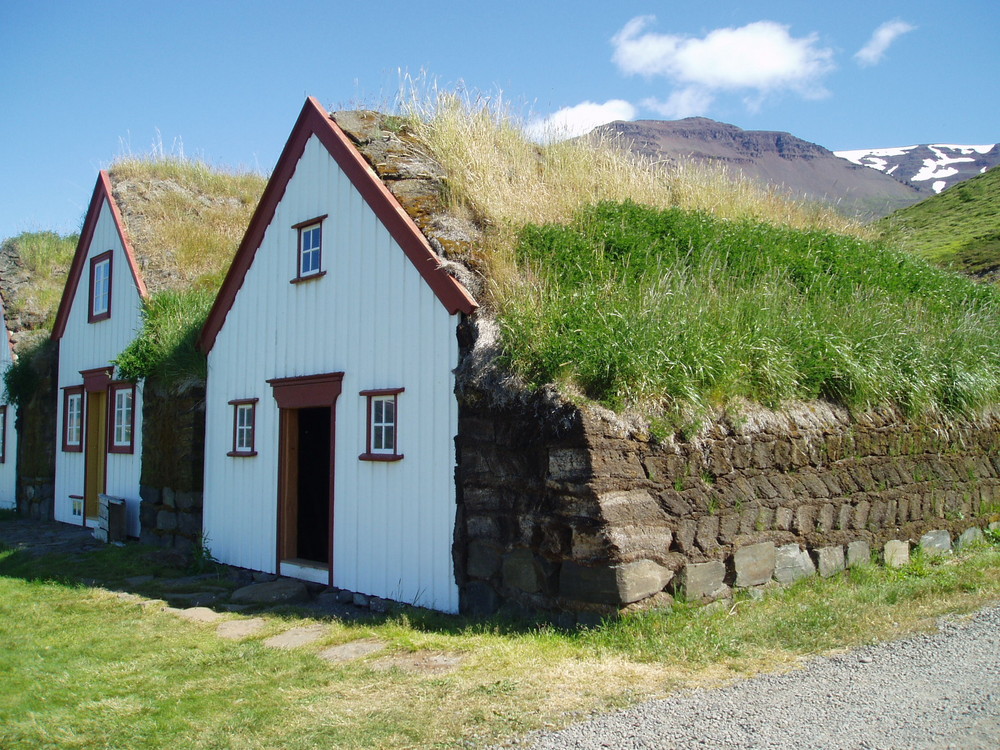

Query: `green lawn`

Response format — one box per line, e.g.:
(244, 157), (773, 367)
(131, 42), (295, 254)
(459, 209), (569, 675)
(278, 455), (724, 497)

(2, 533), (999, 749)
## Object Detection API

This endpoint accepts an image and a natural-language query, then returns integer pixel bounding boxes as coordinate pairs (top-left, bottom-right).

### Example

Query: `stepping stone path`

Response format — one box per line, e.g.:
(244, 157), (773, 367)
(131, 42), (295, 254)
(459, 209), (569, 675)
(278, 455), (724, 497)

(263, 623), (327, 649)
(318, 638), (387, 663)
(230, 579), (310, 605)
(217, 617), (267, 640)
(175, 606), (224, 624)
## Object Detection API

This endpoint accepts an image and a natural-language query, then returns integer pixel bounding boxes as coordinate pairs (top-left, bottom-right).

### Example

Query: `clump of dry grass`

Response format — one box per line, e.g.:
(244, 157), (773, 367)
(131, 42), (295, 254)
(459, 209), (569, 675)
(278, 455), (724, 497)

(403, 89), (867, 261)
(108, 156), (267, 292)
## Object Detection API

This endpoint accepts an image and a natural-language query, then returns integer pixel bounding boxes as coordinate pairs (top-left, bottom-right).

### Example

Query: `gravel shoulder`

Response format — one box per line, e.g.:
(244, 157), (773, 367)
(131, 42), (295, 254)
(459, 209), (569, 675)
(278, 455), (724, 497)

(514, 604), (1000, 750)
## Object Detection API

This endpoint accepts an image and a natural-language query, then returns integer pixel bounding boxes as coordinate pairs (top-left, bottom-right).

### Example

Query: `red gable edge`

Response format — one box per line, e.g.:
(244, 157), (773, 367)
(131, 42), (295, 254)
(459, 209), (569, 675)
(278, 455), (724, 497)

(51, 171), (148, 341)
(197, 97), (478, 355)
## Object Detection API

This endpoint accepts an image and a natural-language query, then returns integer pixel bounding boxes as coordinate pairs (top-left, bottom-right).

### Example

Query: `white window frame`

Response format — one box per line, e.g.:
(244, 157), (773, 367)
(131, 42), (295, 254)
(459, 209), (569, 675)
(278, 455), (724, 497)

(360, 388), (404, 461)
(228, 398), (258, 457)
(110, 384), (134, 451)
(64, 390), (83, 451)
(298, 223), (322, 277)
(91, 255), (111, 318)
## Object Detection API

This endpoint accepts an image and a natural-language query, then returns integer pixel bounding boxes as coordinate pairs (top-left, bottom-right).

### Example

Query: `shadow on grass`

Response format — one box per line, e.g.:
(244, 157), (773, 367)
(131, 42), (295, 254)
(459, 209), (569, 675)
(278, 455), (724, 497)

(0, 520), (575, 640)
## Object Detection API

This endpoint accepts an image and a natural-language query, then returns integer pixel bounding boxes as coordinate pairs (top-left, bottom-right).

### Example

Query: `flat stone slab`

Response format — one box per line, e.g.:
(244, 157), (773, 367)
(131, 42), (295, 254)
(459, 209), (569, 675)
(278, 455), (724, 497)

(231, 578), (309, 605)
(733, 542), (775, 587)
(263, 623), (327, 649)
(774, 544), (815, 584)
(812, 546), (845, 578)
(919, 530), (952, 557)
(884, 540), (910, 568)
(318, 638), (387, 663)
(847, 540), (871, 568)
(679, 560), (726, 600)
(956, 527), (984, 551)
(216, 617), (267, 640)
(174, 606), (224, 624)
(371, 651), (464, 673)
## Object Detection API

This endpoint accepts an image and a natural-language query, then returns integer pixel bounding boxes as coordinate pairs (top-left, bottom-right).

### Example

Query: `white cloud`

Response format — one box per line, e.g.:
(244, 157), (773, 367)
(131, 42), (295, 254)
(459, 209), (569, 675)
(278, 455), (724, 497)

(641, 88), (715, 119)
(854, 19), (916, 67)
(525, 99), (637, 142)
(611, 17), (835, 115)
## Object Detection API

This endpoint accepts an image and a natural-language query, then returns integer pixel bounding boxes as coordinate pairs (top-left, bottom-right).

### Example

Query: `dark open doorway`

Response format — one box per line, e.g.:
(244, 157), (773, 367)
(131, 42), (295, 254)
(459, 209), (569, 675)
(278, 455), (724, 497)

(295, 406), (331, 564)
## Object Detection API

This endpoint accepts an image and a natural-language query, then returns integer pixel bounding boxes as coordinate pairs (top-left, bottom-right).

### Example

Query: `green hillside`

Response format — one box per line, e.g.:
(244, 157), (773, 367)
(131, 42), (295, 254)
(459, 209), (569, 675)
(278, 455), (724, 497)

(878, 166), (1000, 276)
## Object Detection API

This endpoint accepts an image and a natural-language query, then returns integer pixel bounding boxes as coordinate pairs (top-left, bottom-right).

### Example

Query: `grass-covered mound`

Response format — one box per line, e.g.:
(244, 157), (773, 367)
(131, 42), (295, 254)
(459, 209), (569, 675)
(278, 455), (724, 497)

(496, 200), (1000, 417)
(879, 166), (1000, 276)
(0, 230), (78, 334)
(107, 158), (266, 386)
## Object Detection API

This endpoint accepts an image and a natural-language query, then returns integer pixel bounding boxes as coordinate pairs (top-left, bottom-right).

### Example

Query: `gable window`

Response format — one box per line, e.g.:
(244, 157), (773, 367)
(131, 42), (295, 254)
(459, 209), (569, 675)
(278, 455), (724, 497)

(89, 250), (113, 322)
(291, 215), (327, 283)
(62, 387), (84, 452)
(228, 398), (258, 456)
(359, 388), (404, 462)
(108, 383), (135, 454)
(0, 405), (6, 464)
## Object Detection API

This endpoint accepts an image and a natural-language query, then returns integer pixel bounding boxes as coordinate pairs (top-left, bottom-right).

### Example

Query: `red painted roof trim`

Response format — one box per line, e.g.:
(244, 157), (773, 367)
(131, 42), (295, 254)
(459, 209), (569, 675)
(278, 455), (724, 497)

(197, 97), (478, 354)
(51, 171), (148, 341)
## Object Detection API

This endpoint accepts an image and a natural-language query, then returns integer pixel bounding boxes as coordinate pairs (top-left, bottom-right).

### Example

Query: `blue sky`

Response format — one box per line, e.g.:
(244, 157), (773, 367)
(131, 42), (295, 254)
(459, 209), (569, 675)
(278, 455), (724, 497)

(1, 0), (997, 240)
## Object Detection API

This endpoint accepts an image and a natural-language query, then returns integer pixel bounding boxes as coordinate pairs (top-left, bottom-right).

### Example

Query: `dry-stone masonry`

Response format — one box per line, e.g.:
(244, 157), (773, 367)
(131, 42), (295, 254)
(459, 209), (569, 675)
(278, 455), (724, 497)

(455, 392), (1000, 620)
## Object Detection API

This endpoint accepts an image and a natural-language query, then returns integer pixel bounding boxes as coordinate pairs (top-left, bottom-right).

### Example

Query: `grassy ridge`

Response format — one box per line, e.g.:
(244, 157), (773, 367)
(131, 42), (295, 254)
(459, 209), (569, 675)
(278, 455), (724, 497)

(0, 230), (78, 331)
(879, 166), (1000, 275)
(497, 201), (1000, 415)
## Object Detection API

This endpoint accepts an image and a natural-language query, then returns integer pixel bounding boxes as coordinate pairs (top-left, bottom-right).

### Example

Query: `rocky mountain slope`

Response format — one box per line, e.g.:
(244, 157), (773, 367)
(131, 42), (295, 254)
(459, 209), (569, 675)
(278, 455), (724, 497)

(836, 143), (1000, 196)
(591, 118), (923, 219)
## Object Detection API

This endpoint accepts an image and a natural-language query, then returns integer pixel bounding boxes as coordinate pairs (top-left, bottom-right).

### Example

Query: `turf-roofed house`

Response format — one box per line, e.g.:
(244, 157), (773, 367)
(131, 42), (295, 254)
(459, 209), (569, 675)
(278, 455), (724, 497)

(198, 98), (478, 612)
(51, 164), (264, 542)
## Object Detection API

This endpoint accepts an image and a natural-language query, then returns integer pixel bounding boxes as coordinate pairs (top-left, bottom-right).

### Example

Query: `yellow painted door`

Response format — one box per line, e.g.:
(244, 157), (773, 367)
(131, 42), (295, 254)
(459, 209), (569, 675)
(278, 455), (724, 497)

(84, 391), (107, 520)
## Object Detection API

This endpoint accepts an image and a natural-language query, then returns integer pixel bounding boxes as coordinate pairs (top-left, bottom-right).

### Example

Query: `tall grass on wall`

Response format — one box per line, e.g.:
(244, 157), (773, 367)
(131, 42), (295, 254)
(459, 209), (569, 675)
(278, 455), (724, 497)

(497, 201), (1000, 417)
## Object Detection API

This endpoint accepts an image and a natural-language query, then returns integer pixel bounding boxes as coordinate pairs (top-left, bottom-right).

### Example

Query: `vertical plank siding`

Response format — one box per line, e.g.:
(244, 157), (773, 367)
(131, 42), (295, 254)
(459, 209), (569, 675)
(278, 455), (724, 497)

(204, 135), (462, 612)
(0, 302), (17, 509)
(53, 198), (144, 535)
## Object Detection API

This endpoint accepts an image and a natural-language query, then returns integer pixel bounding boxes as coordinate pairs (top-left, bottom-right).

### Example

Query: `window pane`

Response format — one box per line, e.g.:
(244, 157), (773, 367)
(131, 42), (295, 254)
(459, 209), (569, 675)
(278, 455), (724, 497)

(383, 425), (394, 451)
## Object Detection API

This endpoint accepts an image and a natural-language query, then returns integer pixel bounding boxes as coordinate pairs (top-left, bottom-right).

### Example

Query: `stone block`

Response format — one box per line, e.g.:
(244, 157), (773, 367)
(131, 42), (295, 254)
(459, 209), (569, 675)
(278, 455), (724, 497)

(955, 527), (984, 551)
(466, 540), (502, 579)
(774, 507), (794, 531)
(678, 560), (727, 600)
(919, 530), (952, 557)
(812, 546), (845, 578)
(156, 509), (178, 532)
(675, 519), (697, 553)
(162, 488), (176, 508)
(883, 540), (910, 568)
(502, 548), (545, 594)
(548, 448), (590, 481)
(773, 544), (815, 584)
(846, 540), (871, 568)
(732, 542), (775, 587)
(696, 515), (720, 551)
(559, 559), (673, 605)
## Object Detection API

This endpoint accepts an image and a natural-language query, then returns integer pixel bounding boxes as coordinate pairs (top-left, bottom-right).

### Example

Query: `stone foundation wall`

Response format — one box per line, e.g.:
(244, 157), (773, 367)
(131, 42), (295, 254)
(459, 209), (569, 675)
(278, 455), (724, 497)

(138, 379), (205, 553)
(456, 395), (1000, 620)
(14, 342), (57, 520)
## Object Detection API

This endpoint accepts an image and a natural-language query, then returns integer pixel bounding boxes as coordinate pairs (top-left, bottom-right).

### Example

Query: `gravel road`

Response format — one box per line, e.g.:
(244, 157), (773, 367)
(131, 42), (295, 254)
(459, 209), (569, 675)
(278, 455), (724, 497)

(516, 604), (1000, 750)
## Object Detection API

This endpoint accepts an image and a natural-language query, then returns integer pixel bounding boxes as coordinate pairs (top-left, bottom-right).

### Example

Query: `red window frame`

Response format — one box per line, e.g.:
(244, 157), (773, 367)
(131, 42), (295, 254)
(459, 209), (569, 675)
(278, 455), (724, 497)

(290, 215), (328, 284)
(228, 398), (259, 457)
(359, 387), (404, 462)
(88, 250), (113, 323)
(107, 382), (136, 454)
(62, 386), (84, 452)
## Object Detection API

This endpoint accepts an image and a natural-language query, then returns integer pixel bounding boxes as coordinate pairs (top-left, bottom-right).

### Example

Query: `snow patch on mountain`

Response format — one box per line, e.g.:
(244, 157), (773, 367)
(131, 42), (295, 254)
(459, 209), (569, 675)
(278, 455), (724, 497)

(834, 142), (999, 195)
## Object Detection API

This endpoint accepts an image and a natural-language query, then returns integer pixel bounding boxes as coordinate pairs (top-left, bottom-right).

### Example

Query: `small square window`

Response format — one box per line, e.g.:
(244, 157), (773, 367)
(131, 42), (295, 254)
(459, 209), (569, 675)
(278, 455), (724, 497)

(360, 388), (404, 462)
(107, 383), (135, 454)
(89, 251), (113, 322)
(228, 398), (258, 457)
(62, 387), (84, 452)
(291, 215), (328, 283)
